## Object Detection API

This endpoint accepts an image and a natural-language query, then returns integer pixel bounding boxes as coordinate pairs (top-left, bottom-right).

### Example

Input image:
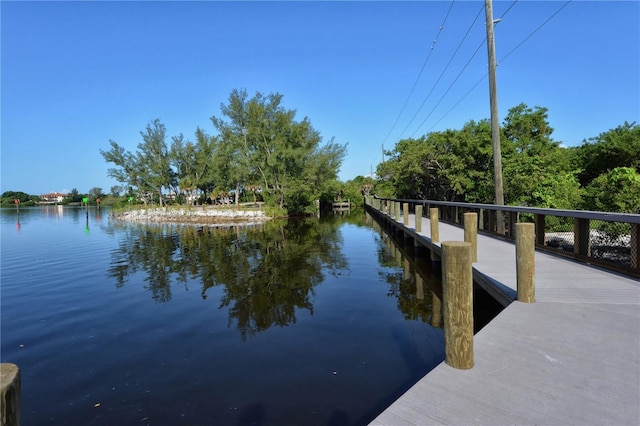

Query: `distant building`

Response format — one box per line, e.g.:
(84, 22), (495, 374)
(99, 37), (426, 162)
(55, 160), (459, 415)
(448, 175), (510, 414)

(40, 192), (67, 203)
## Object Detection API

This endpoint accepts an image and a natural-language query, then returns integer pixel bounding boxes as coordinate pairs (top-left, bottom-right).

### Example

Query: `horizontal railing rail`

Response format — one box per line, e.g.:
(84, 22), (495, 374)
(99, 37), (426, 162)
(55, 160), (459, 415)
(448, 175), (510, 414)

(370, 196), (640, 277)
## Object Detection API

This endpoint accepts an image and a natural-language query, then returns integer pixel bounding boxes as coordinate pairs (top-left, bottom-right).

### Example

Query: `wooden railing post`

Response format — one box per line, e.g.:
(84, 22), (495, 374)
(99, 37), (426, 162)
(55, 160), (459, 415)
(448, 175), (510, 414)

(403, 203), (409, 225)
(516, 223), (536, 303)
(535, 214), (546, 246)
(489, 210), (496, 233)
(508, 212), (517, 238)
(395, 202), (401, 222)
(464, 213), (478, 263)
(441, 241), (474, 369)
(430, 208), (440, 243)
(1, 363), (20, 426)
(415, 205), (423, 233)
(574, 218), (591, 257)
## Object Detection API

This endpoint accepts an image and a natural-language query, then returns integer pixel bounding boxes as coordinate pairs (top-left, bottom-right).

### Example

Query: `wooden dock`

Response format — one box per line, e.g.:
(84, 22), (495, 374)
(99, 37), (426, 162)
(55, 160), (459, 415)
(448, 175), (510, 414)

(366, 205), (640, 425)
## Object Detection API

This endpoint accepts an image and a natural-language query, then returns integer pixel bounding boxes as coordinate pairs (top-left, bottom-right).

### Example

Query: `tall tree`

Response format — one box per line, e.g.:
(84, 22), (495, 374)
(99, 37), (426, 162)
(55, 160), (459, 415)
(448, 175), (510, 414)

(101, 119), (175, 206)
(211, 89), (254, 207)
(501, 103), (579, 208)
(170, 128), (216, 204)
(211, 89), (346, 213)
(572, 121), (640, 187)
(136, 119), (175, 206)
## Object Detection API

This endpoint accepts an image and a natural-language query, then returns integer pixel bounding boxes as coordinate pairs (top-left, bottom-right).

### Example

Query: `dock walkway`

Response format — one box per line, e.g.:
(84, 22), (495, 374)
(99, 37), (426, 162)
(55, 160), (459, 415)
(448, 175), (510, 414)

(368, 207), (640, 425)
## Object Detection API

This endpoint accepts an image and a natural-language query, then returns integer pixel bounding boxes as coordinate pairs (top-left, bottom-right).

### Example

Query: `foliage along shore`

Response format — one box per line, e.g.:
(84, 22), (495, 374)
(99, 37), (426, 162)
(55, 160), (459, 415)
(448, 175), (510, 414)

(110, 205), (273, 226)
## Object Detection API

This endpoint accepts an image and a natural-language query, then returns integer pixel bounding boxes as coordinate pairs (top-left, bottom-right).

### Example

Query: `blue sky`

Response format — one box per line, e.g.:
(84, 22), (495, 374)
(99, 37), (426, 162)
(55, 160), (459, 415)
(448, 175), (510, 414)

(2, 1), (638, 195)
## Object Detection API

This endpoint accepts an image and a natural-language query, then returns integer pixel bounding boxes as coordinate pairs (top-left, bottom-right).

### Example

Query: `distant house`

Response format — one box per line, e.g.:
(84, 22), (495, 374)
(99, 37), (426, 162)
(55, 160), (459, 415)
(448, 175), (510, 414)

(40, 192), (67, 203)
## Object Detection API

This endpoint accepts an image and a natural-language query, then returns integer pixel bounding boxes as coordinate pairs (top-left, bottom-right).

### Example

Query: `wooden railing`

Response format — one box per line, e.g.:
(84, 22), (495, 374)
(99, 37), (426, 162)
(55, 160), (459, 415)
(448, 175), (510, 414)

(368, 197), (640, 278)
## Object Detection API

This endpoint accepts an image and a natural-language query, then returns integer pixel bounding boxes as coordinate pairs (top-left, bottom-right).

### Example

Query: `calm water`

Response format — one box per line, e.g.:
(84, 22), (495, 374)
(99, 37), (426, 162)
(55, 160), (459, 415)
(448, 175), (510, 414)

(1, 206), (446, 425)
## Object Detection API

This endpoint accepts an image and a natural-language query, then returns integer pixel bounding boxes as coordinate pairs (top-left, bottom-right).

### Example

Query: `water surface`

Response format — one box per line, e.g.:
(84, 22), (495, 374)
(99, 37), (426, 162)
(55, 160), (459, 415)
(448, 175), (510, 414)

(1, 206), (445, 425)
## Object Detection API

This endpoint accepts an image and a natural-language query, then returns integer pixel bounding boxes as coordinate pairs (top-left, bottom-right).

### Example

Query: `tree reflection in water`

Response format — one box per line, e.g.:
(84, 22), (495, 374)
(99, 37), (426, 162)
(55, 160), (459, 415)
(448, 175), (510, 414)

(107, 217), (349, 339)
(368, 214), (444, 329)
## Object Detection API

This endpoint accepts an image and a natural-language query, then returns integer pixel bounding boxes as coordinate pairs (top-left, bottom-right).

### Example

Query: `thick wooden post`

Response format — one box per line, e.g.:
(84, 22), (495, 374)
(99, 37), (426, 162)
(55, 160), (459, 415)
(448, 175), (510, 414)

(395, 202), (401, 222)
(464, 213), (478, 263)
(430, 208), (440, 243)
(1, 363), (20, 426)
(516, 223), (536, 303)
(441, 241), (474, 369)
(403, 203), (409, 225)
(415, 205), (423, 232)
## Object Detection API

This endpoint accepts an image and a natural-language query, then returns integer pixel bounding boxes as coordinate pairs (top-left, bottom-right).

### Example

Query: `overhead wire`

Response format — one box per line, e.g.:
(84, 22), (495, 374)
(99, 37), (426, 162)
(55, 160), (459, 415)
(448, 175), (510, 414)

(372, 0), (455, 168)
(410, 37), (486, 138)
(397, 3), (485, 140)
(423, 0), (572, 135)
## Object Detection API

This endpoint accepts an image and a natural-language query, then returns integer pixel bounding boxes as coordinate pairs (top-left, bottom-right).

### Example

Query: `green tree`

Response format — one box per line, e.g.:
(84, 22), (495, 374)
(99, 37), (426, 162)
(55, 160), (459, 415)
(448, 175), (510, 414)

(0, 191), (36, 206)
(101, 119), (176, 206)
(170, 128), (217, 204)
(100, 141), (138, 199)
(582, 167), (640, 213)
(67, 188), (81, 202)
(501, 103), (578, 208)
(572, 121), (640, 187)
(136, 119), (175, 206)
(110, 186), (123, 197)
(88, 187), (103, 202)
(211, 89), (346, 214)
(376, 120), (493, 202)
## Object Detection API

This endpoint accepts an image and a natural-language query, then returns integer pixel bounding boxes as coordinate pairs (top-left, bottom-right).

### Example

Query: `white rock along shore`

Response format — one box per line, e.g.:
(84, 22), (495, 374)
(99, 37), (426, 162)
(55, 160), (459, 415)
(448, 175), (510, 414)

(112, 206), (272, 225)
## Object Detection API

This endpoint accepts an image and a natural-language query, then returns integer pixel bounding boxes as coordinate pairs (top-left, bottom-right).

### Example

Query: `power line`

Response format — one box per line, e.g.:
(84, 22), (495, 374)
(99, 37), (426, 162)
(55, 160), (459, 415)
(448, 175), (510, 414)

(498, 0), (519, 20)
(499, 1), (571, 64)
(373, 0), (455, 166)
(418, 0), (571, 136)
(410, 37), (487, 138)
(397, 3), (485, 141)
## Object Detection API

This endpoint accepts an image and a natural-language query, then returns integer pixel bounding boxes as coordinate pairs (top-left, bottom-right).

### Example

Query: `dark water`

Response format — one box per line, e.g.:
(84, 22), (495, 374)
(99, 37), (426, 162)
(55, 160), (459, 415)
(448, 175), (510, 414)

(1, 206), (448, 425)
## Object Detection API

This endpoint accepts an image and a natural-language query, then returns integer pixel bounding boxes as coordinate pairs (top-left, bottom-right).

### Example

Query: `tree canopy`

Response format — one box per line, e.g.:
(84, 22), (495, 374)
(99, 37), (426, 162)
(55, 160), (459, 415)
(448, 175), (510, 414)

(375, 105), (638, 213)
(101, 89), (346, 214)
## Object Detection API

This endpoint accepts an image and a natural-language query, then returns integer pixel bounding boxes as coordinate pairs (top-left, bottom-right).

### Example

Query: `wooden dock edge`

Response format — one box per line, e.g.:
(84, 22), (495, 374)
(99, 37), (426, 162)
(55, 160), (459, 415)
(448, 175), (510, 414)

(365, 203), (516, 307)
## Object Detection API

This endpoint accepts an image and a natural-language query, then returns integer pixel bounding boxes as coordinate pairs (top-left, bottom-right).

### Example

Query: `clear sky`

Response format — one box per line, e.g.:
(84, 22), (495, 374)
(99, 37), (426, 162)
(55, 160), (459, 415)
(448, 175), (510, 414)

(2, 1), (638, 195)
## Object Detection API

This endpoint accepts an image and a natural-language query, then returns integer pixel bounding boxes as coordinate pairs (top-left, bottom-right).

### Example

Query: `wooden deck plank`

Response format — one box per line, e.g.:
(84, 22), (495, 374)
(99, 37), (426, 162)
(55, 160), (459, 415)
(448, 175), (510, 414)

(367, 206), (640, 425)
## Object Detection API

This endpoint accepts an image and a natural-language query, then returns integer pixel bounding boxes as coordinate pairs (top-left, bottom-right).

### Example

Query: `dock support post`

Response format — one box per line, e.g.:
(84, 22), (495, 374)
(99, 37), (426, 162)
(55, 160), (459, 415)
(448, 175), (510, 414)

(441, 241), (474, 369)
(1, 363), (20, 426)
(516, 223), (536, 303)
(403, 203), (409, 225)
(416, 275), (424, 300)
(464, 213), (478, 263)
(430, 208), (439, 243)
(395, 202), (401, 222)
(415, 205), (423, 233)
(431, 289), (442, 328)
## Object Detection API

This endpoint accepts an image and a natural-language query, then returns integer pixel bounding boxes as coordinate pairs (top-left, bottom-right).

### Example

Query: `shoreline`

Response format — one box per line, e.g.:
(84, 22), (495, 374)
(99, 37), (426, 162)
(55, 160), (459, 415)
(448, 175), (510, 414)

(110, 206), (273, 226)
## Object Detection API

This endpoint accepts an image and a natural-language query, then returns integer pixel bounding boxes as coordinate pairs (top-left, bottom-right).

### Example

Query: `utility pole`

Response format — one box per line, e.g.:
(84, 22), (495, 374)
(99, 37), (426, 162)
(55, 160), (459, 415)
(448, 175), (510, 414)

(485, 0), (505, 234)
